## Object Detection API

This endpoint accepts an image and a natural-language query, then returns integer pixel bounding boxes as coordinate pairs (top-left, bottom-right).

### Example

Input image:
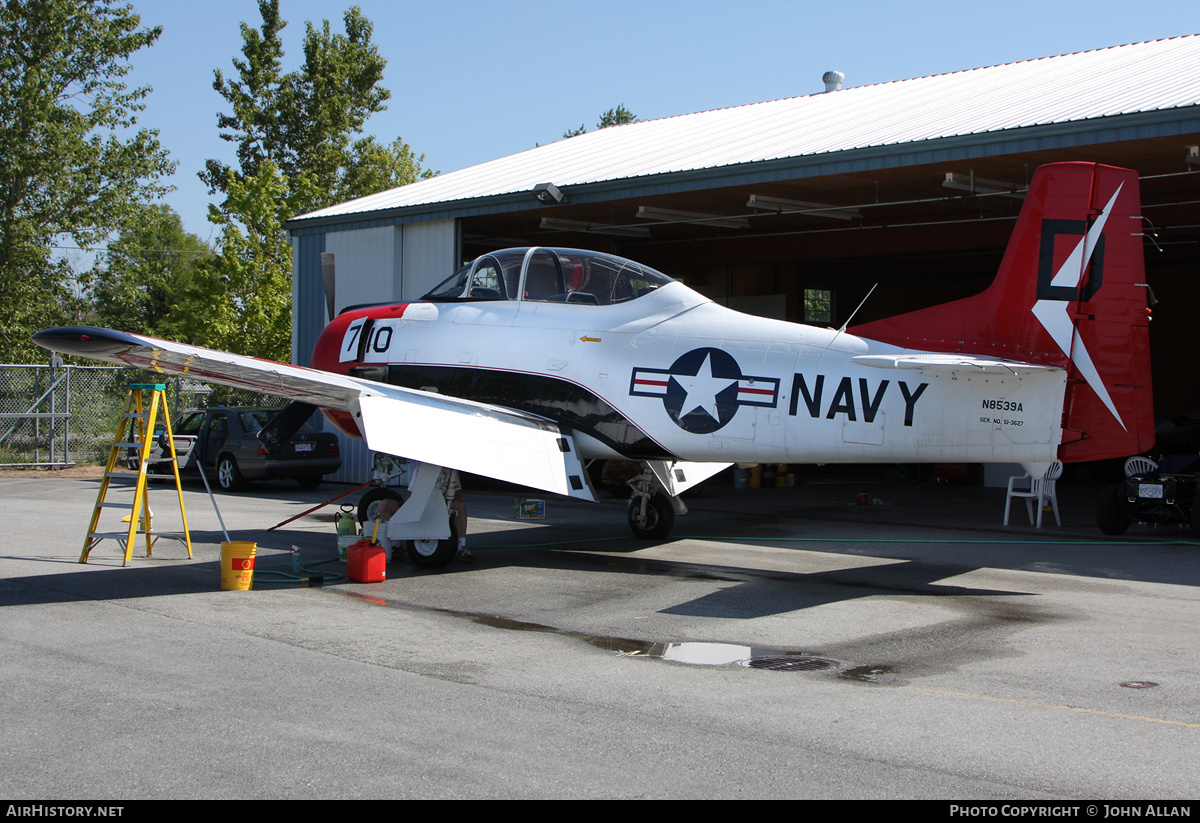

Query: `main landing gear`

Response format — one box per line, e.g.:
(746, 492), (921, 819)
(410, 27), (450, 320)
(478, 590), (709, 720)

(626, 463), (685, 540)
(406, 513), (460, 568)
(359, 456), (461, 568)
(361, 455), (692, 558)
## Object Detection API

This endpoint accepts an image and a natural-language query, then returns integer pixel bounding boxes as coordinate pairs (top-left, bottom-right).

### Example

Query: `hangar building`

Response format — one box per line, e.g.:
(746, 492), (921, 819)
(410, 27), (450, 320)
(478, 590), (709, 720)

(286, 35), (1200, 482)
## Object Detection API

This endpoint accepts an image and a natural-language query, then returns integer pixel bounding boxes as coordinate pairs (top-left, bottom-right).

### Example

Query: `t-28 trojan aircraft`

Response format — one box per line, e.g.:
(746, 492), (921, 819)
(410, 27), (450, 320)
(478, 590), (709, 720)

(36, 162), (1154, 565)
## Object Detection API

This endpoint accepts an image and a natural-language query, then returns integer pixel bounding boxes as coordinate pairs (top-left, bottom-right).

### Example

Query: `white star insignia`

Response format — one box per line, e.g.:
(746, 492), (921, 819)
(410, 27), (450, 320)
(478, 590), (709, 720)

(671, 353), (736, 421)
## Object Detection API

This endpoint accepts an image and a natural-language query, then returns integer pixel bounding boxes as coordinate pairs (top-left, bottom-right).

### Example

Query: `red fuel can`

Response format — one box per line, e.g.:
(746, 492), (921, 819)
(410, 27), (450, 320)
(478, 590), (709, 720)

(347, 540), (386, 583)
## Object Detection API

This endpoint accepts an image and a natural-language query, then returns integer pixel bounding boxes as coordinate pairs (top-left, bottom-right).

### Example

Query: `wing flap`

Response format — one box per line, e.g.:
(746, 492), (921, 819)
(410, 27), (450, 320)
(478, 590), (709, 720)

(354, 393), (595, 501)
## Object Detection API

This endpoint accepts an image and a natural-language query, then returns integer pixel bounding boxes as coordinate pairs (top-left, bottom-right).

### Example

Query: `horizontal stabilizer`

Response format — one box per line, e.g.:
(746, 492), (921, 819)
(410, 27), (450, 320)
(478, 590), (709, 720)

(851, 353), (1061, 375)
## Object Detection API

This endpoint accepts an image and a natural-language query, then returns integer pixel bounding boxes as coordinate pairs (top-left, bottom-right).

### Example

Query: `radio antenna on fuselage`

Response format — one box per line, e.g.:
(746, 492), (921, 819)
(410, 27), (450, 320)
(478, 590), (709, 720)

(837, 283), (878, 334)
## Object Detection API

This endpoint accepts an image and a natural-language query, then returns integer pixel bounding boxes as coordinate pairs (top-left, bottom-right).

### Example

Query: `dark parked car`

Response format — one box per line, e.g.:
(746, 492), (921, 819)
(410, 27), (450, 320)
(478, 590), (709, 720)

(1097, 454), (1200, 536)
(140, 407), (341, 491)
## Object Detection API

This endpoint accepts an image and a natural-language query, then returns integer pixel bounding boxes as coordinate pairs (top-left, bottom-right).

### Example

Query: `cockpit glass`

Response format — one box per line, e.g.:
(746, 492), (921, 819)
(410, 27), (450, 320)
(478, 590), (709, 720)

(423, 264), (471, 301)
(523, 249), (674, 305)
(422, 248), (674, 304)
(473, 248), (525, 299)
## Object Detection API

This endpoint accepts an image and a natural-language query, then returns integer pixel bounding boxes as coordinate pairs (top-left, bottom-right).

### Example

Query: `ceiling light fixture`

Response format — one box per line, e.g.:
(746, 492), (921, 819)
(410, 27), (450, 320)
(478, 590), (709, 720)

(635, 206), (749, 230)
(539, 218), (650, 237)
(942, 173), (1025, 199)
(746, 194), (860, 220)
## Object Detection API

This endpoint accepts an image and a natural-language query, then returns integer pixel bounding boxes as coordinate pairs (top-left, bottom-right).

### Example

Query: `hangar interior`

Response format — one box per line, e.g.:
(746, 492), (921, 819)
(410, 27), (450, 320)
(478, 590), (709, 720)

(288, 36), (1200, 483)
(462, 146), (1200, 424)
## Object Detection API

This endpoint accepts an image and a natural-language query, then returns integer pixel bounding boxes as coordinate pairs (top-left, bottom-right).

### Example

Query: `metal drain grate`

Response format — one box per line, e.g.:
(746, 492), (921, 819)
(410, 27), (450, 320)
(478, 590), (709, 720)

(741, 656), (838, 672)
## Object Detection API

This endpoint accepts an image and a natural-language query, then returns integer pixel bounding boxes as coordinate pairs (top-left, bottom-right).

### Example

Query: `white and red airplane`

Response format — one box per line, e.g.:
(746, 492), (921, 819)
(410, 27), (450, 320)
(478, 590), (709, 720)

(37, 162), (1154, 565)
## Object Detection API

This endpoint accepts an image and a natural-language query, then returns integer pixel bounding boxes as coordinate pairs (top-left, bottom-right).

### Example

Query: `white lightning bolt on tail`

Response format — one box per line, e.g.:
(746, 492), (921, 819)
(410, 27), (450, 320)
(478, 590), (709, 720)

(1031, 183), (1126, 430)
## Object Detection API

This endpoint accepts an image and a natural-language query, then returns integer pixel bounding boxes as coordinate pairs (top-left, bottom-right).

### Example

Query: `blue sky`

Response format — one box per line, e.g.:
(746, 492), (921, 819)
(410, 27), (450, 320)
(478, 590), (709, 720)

(125, 0), (1200, 242)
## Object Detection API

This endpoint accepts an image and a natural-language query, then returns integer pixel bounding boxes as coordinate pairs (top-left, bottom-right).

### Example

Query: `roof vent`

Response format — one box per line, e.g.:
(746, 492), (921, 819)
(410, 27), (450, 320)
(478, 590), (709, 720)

(822, 70), (845, 92)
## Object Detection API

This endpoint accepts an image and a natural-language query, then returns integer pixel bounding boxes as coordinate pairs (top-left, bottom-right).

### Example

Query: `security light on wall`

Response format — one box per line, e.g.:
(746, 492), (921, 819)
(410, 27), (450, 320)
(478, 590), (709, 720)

(746, 195), (860, 220)
(533, 182), (566, 204)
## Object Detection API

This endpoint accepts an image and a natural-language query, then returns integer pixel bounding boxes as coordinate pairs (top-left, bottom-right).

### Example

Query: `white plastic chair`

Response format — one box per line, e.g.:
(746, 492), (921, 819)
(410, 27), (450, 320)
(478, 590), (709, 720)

(1004, 462), (1063, 528)
(1123, 456), (1158, 477)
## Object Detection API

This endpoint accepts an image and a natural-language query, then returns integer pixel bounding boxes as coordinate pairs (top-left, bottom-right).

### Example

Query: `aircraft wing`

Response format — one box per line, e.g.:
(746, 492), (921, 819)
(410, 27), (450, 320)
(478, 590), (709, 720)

(33, 327), (595, 501)
(850, 353), (1061, 375)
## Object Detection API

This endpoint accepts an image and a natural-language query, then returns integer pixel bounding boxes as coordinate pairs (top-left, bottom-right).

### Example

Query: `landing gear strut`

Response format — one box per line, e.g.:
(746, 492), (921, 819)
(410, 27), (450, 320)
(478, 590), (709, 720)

(626, 464), (684, 539)
(360, 456), (461, 568)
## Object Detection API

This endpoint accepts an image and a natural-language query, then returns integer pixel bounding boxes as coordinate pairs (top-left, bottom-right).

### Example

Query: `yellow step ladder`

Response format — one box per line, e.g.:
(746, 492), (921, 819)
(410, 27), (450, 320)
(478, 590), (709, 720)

(82, 383), (192, 565)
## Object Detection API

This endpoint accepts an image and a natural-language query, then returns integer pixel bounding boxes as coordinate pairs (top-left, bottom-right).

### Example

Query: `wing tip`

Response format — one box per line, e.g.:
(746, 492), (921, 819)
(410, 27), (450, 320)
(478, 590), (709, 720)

(33, 326), (145, 359)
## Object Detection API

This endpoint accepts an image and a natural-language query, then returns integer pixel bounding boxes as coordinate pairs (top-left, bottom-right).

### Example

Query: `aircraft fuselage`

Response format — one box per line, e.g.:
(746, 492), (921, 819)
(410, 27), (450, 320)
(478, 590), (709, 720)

(318, 283), (1066, 468)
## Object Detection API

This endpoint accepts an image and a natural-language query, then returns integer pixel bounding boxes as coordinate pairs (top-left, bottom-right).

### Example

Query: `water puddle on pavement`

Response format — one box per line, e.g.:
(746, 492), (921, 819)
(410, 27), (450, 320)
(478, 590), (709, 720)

(338, 589), (852, 671)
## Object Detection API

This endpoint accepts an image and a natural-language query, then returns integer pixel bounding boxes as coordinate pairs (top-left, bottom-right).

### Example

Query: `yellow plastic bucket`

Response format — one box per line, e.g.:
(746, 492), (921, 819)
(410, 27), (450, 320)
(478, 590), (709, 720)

(220, 541), (257, 591)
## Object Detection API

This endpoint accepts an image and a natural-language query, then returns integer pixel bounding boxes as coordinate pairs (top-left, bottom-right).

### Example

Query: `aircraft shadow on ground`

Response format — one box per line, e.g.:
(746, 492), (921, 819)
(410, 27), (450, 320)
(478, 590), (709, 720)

(4, 507), (1197, 618)
(492, 496), (1200, 589)
(0, 522), (1019, 619)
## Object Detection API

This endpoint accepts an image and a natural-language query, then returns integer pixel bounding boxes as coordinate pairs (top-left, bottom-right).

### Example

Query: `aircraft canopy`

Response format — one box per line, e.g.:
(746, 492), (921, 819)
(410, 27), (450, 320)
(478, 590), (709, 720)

(423, 247), (675, 306)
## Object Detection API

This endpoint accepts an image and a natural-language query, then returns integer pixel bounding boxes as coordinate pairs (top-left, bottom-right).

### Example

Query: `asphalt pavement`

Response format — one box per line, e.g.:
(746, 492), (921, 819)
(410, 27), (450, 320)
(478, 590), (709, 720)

(1, 468), (1197, 800)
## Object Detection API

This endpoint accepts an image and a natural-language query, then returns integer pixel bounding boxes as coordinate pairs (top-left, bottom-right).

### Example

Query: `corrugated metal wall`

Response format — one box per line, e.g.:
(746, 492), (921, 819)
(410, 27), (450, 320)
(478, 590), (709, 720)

(326, 226), (403, 309)
(400, 219), (460, 299)
(291, 233), (326, 367)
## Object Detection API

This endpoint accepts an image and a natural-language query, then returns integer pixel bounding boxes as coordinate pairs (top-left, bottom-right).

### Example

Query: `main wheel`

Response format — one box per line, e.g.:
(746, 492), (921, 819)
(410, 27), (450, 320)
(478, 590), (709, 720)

(407, 515), (458, 568)
(1096, 484), (1130, 535)
(216, 454), (244, 491)
(628, 493), (675, 539)
(357, 487), (404, 524)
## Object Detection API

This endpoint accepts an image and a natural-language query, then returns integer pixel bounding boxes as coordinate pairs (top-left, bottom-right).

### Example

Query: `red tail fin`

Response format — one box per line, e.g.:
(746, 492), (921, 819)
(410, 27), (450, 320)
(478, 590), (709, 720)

(851, 162), (1154, 462)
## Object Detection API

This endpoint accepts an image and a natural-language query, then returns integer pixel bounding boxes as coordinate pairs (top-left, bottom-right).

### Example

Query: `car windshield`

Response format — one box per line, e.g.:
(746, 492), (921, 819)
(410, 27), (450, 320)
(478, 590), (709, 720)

(238, 409), (316, 434)
(421, 248), (674, 305)
(240, 411), (274, 431)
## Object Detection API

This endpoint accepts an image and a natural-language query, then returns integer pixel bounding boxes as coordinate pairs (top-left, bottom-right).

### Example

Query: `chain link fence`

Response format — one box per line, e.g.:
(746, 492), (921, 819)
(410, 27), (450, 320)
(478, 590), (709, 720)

(0, 364), (286, 467)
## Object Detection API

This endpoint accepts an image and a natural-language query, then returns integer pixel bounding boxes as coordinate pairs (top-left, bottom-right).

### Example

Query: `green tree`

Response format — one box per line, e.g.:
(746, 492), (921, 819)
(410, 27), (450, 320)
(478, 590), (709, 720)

(174, 162), (307, 359)
(197, 0), (432, 361)
(563, 103), (639, 139)
(83, 204), (214, 336)
(334, 136), (436, 206)
(201, 0), (429, 214)
(0, 0), (174, 360)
